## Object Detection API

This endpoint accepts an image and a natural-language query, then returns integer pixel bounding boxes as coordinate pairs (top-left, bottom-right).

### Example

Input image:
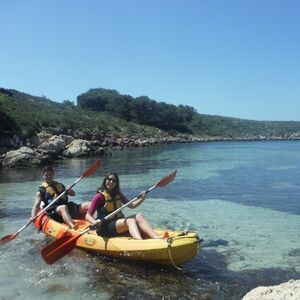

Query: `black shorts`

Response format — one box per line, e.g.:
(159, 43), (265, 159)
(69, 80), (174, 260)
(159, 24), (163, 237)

(96, 219), (118, 237)
(48, 201), (82, 223)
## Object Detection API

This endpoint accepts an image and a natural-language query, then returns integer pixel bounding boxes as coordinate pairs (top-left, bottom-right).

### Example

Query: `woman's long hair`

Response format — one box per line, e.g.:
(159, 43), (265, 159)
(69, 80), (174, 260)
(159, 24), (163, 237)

(98, 172), (120, 197)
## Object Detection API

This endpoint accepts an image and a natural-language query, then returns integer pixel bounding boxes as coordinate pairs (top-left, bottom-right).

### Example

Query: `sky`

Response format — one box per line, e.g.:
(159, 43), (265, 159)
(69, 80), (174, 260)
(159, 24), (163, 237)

(1, 0), (300, 121)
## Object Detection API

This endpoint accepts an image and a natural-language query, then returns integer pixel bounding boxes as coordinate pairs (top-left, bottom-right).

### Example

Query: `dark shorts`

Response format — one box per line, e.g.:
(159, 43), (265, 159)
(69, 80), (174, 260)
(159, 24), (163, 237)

(48, 201), (82, 223)
(96, 215), (137, 237)
(96, 219), (118, 237)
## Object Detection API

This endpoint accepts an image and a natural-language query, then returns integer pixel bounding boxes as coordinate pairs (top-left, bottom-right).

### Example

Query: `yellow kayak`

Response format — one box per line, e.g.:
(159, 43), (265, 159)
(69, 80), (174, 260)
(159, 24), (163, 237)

(34, 213), (200, 266)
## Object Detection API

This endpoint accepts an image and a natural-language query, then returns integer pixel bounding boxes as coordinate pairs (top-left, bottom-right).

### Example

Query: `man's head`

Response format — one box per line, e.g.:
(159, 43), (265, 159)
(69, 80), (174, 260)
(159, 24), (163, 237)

(42, 165), (54, 183)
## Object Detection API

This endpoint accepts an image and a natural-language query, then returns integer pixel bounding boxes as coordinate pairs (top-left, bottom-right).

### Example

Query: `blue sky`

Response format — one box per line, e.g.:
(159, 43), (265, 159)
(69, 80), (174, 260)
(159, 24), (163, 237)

(1, 0), (299, 121)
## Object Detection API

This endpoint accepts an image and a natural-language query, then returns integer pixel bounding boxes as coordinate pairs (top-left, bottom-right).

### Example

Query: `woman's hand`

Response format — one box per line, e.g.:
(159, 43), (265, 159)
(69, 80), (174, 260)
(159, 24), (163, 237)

(130, 191), (147, 208)
(94, 219), (102, 227)
(139, 191), (146, 200)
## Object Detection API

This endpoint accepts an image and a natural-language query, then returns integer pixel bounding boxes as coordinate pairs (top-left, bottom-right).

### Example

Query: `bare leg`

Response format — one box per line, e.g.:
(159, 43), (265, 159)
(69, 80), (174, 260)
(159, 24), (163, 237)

(115, 218), (143, 240)
(135, 213), (159, 239)
(56, 205), (76, 228)
(79, 201), (90, 214)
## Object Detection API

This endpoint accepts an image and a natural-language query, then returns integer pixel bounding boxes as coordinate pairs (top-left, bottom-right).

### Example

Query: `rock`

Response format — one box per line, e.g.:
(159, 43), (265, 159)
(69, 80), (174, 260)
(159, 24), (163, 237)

(2, 146), (53, 168)
(94, 147), (106, 155)
(63, 139), (91, 157)
(2, 146), (35, 168)
(242, 279), (300, 300)
(30, 153), (53, 166)
(38, 135), (67, 154)
(0, 134), (23, 150)
(26, 132), (52, 148)
(59, 134), (75, 145)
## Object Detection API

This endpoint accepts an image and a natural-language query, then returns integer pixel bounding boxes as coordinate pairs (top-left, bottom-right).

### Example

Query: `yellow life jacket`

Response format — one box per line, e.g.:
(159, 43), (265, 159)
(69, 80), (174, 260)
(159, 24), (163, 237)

(40, 181), (68, 207)
(97, 190), (124, 220)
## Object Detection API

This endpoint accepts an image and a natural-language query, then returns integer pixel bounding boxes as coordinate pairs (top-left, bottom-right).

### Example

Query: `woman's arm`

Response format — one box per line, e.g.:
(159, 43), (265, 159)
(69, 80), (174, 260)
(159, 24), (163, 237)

(126, 191), (147, 209)
(85, 211), (102, 226)
(85, 193), (104, 226)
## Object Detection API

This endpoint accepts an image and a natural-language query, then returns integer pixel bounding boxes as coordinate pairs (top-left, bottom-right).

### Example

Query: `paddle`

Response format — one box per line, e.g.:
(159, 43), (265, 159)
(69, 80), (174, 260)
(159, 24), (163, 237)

(41, 170), (177, 265)
(0, 160), (101, 245)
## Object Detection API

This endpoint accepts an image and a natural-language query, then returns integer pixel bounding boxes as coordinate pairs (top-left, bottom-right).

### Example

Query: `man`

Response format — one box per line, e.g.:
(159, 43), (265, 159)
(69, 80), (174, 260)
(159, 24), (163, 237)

(31, 165), (89, 228)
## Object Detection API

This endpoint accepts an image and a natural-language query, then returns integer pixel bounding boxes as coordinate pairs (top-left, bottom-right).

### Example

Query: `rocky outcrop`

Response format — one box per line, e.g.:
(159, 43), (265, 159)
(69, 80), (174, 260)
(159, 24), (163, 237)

(2, 146), (52, 168)
(63, 139), (92, 157)
(38, 134), (74, 156)
(242, 280), (300, 300)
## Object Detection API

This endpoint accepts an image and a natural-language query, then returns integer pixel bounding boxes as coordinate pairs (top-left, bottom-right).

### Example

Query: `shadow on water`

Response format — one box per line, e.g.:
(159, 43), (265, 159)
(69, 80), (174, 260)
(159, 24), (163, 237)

(3, 233), (299, 300)
(0, 207), (30, 220)
(161, 164), (300, 216)
(69, 247), (300, 300)
(0, 166), (42, 183)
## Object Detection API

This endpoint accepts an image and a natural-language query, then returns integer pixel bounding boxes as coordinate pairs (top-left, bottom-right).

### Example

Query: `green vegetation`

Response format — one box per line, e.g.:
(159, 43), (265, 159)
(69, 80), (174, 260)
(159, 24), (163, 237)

(0, 88), (162, 139)
(190, 114), (300, 138)
(77, 88), (195, 133)
(1, 87), (300, 140)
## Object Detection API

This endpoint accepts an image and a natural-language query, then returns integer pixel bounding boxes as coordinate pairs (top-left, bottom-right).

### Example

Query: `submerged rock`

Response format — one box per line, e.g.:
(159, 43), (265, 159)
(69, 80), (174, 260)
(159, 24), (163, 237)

(242, 279), (300, 300)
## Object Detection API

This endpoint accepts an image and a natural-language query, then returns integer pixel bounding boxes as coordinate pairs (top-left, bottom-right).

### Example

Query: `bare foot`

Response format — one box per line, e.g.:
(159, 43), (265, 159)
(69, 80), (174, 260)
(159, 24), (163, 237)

(163, 231), (169, 238)
(70, 221), (78, 230)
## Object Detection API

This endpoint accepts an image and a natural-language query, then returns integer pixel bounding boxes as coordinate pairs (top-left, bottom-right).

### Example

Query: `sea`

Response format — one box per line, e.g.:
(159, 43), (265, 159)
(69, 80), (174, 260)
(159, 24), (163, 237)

(0, 140), (299, 299)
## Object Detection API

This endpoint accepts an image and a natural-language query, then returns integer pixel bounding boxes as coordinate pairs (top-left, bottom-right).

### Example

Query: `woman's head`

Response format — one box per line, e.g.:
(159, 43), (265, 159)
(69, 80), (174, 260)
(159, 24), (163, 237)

(100, 172), (120, 194)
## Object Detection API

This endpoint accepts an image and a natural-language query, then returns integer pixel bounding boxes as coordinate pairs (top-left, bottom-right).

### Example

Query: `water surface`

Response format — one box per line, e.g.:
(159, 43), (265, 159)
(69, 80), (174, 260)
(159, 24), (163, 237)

(0, 140), (300, 299)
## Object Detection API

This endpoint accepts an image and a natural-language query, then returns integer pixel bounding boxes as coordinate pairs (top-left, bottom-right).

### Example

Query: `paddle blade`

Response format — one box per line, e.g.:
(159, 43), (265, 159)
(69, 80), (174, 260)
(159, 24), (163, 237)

(82, 160), (101, 178)
(155, 170), (177, 188)
(41, 234), (80, 265)
(0, 234), (17, 245)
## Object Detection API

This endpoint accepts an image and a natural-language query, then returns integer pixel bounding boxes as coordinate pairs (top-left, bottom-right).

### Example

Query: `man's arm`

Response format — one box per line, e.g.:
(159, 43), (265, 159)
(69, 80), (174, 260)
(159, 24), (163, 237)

(31, 191), (42, 219)
(65, 185), (75, 196)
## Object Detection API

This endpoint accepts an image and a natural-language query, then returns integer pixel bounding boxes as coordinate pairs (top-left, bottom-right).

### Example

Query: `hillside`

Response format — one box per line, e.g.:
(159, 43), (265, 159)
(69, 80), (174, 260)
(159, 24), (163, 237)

(0, 88), (163, 140)
(1, 87), (300, 144)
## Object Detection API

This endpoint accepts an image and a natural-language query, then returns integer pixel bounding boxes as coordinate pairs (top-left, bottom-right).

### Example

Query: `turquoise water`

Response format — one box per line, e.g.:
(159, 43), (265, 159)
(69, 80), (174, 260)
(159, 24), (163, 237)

(0, 141), (299, 299)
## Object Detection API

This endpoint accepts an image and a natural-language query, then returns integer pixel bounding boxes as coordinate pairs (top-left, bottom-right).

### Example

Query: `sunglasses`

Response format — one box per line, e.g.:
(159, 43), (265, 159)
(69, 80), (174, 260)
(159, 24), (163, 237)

(107, 177), (116, 183)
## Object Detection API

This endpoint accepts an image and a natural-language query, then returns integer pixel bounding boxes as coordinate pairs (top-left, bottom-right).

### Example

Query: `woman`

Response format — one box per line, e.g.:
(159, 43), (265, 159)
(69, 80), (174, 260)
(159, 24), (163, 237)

(86, 172), (159, 239)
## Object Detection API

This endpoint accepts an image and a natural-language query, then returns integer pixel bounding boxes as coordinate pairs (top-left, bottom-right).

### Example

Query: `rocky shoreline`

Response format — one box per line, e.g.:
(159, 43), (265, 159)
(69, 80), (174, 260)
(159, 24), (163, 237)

(0, 131), (208, 168)
(1, 130), (300, 168)
(242, 279), (300, 300)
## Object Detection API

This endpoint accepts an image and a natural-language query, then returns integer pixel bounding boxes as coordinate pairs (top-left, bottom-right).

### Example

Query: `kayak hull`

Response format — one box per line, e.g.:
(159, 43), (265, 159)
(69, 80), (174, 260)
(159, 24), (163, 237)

(34, 213), (200, 265)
